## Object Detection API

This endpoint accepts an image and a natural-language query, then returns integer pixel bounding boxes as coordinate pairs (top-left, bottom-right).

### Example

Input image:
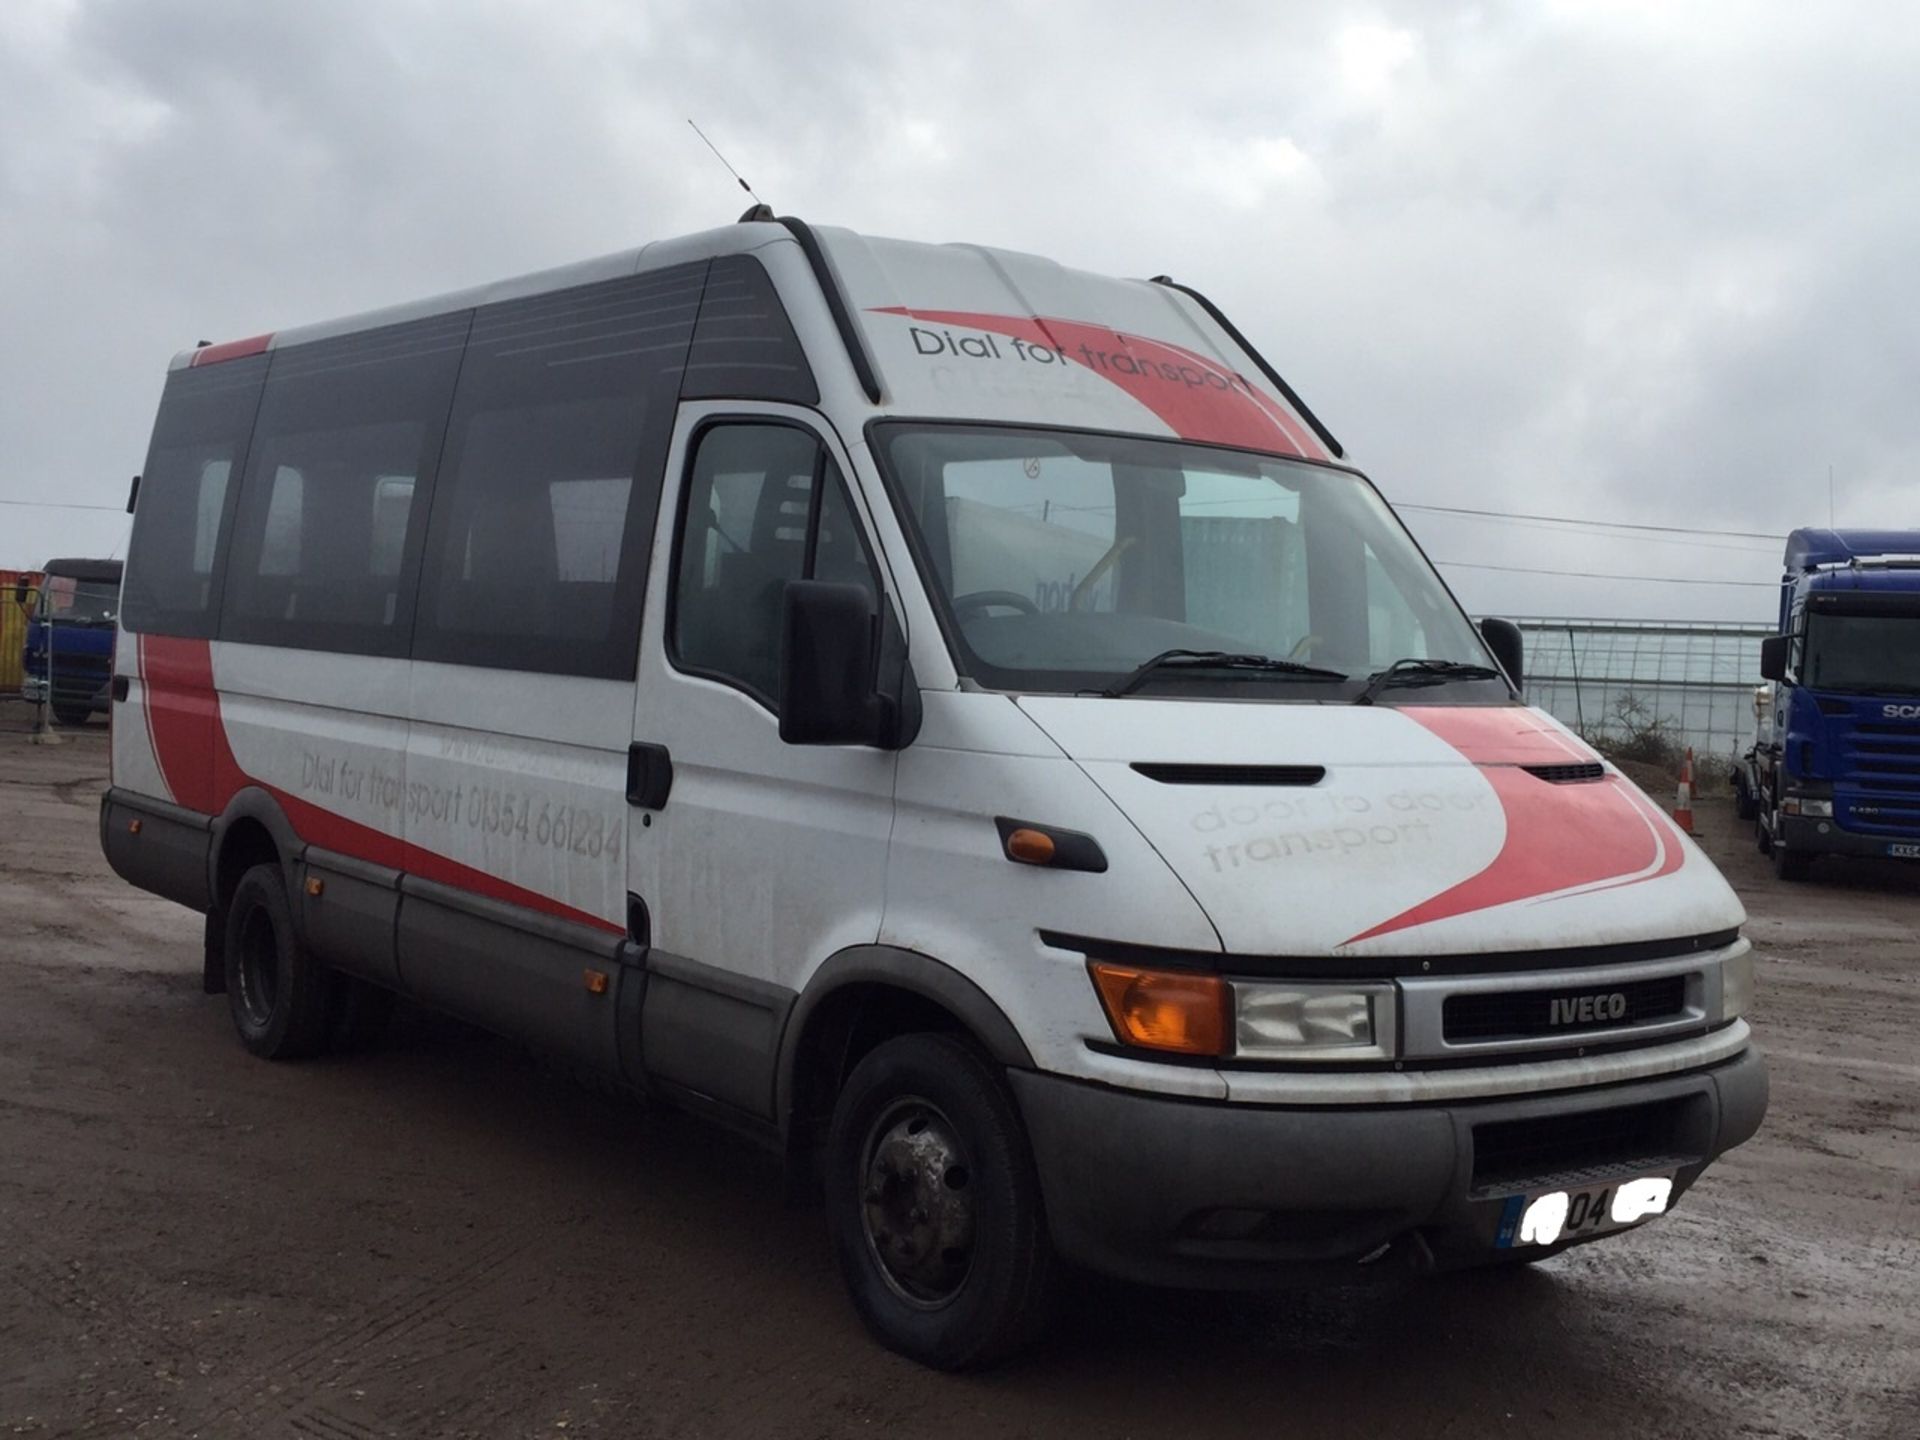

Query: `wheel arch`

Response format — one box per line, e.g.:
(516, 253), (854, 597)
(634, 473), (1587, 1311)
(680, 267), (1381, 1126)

(777, 945), (1035, 1186)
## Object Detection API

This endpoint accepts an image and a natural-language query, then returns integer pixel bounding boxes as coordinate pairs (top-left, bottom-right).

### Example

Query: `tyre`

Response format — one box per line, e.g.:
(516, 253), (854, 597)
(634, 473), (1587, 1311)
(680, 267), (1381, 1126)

(223, 863), (334, 1059)
(824, 1033), (1055, 1370)
(1756, 808), (1774, 856)
(1773, 841), (1812, 882)
(52, 702), (91, 727)
(1733, 779), (1755, 821)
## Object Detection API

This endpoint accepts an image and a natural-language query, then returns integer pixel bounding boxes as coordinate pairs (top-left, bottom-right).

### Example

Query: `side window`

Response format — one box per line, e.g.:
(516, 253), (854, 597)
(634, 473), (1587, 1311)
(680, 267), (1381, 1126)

(671, 423), (878, 707)
(412, 265), (704, 678)
(220, 313), (469, 654)
(120, 357), (267, 638)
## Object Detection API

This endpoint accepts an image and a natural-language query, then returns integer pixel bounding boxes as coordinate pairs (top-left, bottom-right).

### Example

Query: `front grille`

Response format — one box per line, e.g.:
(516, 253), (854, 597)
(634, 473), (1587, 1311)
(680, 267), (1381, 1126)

(1443, 974), (1687, 1043)
(1840, 719), (1920, 834)
(1471, 1098), (1694, 1190)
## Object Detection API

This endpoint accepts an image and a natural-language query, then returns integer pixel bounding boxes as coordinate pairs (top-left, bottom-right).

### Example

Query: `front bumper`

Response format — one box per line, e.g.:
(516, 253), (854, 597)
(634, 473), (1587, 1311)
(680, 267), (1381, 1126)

(1011, 1044), (1767, 1288)
(1781, 814), (1920, 860)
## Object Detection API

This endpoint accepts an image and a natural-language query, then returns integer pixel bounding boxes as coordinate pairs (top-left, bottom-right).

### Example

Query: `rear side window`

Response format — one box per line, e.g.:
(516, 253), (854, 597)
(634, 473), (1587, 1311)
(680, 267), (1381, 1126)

(412, 265), (703, 678)
(670, 422), (878, 707)
(220, 314), (469, 655)
(120, 357), (267, 638)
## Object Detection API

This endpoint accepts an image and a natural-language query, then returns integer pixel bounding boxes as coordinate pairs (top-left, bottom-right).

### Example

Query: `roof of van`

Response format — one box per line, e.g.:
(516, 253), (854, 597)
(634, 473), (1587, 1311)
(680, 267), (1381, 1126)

(174, 218), (1340, 463)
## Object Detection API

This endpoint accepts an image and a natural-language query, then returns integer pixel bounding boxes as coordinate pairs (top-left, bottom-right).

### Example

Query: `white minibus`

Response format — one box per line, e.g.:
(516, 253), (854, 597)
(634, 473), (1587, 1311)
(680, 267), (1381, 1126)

(103, 213), (1765, 1368)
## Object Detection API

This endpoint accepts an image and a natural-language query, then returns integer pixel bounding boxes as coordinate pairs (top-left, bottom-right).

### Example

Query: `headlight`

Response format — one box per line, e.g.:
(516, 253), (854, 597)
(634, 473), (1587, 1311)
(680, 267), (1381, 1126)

(1232, 983), (1396, 1059)
(1780, 796), (1832, 818)
(1720, 946), (1755, 1020)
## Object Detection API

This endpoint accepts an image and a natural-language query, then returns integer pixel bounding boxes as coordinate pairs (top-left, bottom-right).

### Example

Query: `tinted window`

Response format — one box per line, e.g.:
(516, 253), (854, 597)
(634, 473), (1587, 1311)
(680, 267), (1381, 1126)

(120, 357), (267, 637)
(681, 255), (817, 405)
(671, 423), (877, 707)
(220, 314), (469, 654)
(413, 265), (702, 677)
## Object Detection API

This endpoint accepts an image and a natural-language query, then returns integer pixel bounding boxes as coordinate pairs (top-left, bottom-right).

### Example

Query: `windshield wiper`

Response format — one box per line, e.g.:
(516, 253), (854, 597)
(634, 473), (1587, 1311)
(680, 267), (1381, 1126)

(1354, 658), (1505, 706)
(1103, 649), (1348, 699)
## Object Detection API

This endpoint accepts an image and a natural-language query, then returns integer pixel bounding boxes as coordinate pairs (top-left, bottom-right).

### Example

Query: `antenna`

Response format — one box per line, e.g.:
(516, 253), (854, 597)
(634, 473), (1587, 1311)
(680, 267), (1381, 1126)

(687, 119), (765, 210)
(1828, 463), (1835, 527)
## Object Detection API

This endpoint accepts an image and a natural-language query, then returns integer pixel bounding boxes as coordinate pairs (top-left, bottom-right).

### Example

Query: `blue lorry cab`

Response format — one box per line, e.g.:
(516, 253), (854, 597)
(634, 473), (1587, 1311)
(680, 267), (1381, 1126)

(20, 557), (123, 725)
(1752, 529), (1920, 878)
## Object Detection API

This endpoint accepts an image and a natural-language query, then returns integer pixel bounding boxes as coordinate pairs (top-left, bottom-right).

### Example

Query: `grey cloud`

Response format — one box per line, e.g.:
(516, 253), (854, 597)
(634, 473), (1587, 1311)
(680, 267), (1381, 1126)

(1, 0), (1914, 623)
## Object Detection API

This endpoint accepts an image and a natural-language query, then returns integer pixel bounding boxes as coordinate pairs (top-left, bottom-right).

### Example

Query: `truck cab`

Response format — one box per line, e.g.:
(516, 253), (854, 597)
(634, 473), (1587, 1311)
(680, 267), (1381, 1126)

(1755, 528), (1920, 878)
(19, 557), (123, 726)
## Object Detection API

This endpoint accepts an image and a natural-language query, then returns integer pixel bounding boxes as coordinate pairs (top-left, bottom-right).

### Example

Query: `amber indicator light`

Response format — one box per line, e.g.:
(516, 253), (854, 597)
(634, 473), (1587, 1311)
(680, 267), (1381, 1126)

(1088, 963), (1229, 1056)
(1004, 827), (1057, 865)
(583, 969), (610, 996)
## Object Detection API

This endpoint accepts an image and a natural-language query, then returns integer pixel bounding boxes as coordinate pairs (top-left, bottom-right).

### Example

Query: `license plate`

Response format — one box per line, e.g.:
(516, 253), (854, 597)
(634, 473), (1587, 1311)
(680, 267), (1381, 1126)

(1494, 1172), (1674, 1250)
(1889, 843), (1920, 859)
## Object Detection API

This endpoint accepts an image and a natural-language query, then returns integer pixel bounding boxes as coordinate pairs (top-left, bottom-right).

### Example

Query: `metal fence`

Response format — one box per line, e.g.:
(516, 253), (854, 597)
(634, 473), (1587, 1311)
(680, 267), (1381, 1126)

(1506, 617), (1773, 764)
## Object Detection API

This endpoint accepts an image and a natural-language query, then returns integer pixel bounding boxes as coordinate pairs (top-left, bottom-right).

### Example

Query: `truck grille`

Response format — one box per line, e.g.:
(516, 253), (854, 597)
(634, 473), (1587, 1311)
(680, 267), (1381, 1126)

(1840, 719), (1920, 835)
(1443, 974), (1688, 1043)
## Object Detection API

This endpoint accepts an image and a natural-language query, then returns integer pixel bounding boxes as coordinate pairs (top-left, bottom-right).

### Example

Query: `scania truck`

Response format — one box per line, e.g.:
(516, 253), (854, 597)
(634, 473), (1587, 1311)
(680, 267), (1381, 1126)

(18, 557), (123, 725)
(100, 215), (1766, 1367)
(1752, 528), (1920, 879)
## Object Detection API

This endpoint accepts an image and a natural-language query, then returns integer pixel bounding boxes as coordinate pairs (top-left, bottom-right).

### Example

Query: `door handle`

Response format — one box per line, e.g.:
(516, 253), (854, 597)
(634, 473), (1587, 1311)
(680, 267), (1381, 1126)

(627, 742), (674, 809)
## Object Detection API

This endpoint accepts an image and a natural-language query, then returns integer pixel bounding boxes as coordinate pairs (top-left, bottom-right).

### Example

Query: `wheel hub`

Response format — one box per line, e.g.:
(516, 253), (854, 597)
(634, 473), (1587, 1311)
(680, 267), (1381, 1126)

(860, 1099), (975, 1306)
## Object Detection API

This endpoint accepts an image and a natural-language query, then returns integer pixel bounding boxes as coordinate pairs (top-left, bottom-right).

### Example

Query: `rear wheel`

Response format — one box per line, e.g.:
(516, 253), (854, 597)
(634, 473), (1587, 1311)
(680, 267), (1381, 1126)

(223, 864), (333, 1059)
(52, 702), (92, 727)
(824, 1033), (1054, 1370)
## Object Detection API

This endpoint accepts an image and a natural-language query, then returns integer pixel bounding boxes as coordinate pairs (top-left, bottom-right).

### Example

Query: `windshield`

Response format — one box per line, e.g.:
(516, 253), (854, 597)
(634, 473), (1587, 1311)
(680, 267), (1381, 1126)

(1804, 613), (1920, 694)
(874, 423), (1496, 697)
(37, 576), (120, 627)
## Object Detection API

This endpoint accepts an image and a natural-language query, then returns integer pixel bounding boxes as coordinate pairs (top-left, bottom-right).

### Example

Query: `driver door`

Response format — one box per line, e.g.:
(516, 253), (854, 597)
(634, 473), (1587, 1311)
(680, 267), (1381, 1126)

(626, 403), (899, 1121)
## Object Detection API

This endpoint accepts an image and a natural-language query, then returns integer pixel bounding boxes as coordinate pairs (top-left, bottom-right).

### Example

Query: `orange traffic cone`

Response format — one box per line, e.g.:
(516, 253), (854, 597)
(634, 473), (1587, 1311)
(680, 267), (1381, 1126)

(1673, 748), (1697, 836)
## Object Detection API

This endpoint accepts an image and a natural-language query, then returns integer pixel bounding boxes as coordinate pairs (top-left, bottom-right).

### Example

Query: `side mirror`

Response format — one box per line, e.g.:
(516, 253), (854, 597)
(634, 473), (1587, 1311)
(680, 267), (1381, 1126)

(1479, 617), (1524, 687)
(779, 580), (890, 747)
(12, 581), (26, 607)
(1759, 635), (1789, 683)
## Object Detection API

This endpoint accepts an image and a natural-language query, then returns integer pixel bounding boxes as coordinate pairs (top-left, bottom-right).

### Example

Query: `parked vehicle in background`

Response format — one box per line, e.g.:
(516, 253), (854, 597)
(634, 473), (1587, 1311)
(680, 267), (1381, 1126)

(1753, 529), (1920, 880)
(100, 215), (1766, 1368)
(18, 558), (123, 725)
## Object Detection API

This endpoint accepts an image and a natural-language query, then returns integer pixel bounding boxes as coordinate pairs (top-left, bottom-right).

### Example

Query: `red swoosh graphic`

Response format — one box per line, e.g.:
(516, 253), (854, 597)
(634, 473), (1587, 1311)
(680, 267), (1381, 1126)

(869, 306), (1328, 459)
(1345, 708), (1688, 944)
(139, 636), (621, 934)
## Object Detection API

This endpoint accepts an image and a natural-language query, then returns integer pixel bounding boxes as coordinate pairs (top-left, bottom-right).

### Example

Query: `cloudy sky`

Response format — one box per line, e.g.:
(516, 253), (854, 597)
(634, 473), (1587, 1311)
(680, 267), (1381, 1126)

(3, 0), (1915, 622)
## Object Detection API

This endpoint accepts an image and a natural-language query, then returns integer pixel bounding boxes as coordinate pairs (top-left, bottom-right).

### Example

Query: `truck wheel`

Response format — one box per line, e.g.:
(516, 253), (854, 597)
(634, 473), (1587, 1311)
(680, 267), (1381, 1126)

(223, 864), (333, 1059)
(1772, 842), (1812, 882)
(1733, 780), (1755, 821)
(52, 702), (91, 727)
(824, 1033), (1055, 1370)
(1756, 810), (1774, 856)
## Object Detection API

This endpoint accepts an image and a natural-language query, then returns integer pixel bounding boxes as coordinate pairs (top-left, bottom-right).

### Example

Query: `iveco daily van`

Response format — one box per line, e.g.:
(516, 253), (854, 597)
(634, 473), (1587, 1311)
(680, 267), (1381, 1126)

(102, 214), (1766, 1368)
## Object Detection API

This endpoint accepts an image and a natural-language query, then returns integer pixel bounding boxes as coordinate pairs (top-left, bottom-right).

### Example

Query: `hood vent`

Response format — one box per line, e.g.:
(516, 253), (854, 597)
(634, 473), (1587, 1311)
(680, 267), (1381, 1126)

(1521, 762), (1605, 784)
(1131, 763), (1326, 786)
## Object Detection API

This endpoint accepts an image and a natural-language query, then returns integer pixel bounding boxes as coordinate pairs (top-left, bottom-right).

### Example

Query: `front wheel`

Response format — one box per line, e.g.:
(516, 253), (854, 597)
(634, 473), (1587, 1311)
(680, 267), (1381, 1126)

(824, 1034), (1055, 1370)
(1773, 840), (1812, 882)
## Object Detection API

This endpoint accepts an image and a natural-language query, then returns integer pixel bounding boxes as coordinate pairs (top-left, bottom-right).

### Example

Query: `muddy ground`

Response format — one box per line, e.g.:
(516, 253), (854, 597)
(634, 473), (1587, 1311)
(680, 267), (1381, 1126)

(1, 704), (1914, 1439)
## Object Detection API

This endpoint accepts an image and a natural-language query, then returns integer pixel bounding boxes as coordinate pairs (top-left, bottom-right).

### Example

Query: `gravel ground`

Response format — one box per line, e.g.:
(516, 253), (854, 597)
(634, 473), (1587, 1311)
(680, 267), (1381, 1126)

(1, 706), (1914, 1439)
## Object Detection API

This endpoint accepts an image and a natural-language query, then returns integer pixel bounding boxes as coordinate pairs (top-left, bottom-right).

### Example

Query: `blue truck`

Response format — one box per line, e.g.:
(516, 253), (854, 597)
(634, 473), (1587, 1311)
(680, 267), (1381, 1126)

(18, 557), (123, 726)
(1740, 529), (1920, 879)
